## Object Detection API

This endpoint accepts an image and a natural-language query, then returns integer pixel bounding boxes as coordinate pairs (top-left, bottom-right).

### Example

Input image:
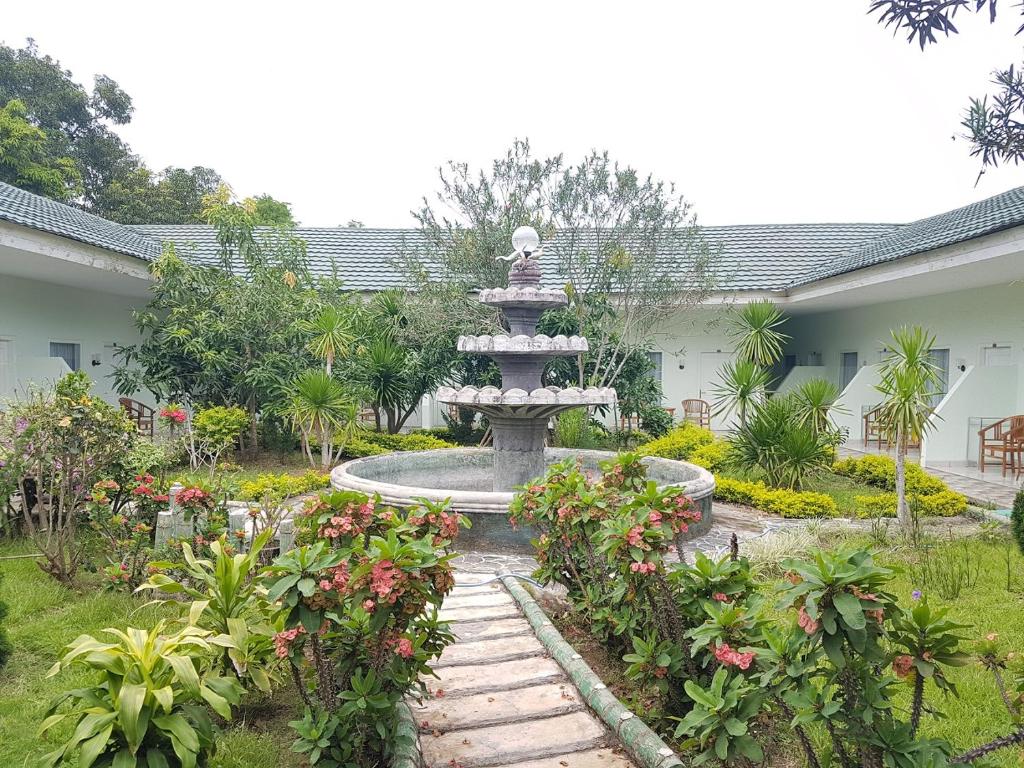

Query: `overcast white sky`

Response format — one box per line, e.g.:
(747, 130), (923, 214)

(4, 1), (1023, 227)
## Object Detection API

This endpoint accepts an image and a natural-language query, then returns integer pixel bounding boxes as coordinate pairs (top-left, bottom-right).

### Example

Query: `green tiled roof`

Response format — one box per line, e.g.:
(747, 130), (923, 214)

(0, 181), (162, 260)
(794, 185), (1024, 286)
(4, 177), (1024, 292)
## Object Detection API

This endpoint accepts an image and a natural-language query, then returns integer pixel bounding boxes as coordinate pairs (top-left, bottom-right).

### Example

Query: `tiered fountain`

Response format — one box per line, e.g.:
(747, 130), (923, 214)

(332, 227), (714, 551)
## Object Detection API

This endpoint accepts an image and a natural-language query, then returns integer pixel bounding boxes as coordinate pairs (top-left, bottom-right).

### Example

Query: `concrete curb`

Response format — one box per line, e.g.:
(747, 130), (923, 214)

(498, 572), (684, 768)
(391, 700), (423, 768)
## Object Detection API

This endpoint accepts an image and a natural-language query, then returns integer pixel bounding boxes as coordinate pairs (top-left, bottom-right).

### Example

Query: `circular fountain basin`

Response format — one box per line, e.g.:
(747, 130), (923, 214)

(330, 447), (715, 554)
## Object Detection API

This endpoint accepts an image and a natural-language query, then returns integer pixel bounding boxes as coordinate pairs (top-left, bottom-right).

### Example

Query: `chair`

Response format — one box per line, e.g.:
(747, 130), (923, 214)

(978, 415), (1024, 475)
(681, 399), (711, 429)
(863, 405), (886, 448)
(118, 398), (155, 437)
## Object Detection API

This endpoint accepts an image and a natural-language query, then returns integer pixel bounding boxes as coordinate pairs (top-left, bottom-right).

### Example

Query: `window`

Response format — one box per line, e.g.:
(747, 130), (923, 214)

(647, 351), (663, 384)
(840, 351), (858, 391)
(928, 348), (949, 407)
(49, 341), (81, 372)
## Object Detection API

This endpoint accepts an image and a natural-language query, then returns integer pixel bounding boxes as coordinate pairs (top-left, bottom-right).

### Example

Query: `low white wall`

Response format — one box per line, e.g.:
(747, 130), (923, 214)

(922, 365), (1020, 465)
(13, 356), (71, 398)
(774, 365), (832, 396)
(834, 364), (882, 441)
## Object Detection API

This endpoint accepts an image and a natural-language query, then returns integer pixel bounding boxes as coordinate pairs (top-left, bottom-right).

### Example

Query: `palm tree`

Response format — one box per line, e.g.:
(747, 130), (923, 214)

(727, 300), (790, 366)
(791, 377), (848, 437)
(287, 370), (357, 469)
(301, 306), (353, 376)
(875, 326), (942, 528)
(362, 338), (409, 433)
(712, 359), (772, 428)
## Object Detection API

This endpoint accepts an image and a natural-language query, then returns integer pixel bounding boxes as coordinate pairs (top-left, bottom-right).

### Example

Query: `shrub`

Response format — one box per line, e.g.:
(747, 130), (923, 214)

(855, 490), (968, 519)
(553, 408), (594, 448)
(833, 454), (946, 495)
(1013, 490), (1024, 555)
(638, 423), (715, 461)
(237, 470), (330, 502)
(714, 476), (838, 518)
(340, 436), (390, 458)
(186, 405), (250, 474)
(689, 439), (732, 472)
(350, 430), (456, 454)
(264, 492), (466, 766)
(638, 405), (673, 437)
(0, 372), (137, 583)
(39, 622), (244, 768)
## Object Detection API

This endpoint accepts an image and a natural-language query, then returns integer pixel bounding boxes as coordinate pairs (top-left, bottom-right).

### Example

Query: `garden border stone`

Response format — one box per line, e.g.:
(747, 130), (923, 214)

(498, 571), (684, 768)
(391, 700), (423, 768)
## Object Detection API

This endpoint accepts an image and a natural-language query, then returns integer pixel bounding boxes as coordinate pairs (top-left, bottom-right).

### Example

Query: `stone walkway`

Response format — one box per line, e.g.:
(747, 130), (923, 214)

(411, 571), (636, 767)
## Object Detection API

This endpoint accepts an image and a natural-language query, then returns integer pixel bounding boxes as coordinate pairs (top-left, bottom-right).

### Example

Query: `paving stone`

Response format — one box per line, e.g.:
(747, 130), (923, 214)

(500, 748), (636, 768)
(426, 656), (564, 698)
(435, 633), (544, 667)
(453, 617), (534, 642)
(439, 603), (522, 623)
(410, 682), (582, 730)
(420, 711), (608, 768)
(442, 591), (517, 610)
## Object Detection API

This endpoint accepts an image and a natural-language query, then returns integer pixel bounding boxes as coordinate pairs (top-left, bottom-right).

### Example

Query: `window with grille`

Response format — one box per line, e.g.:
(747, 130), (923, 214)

(647, 351), (663, 383)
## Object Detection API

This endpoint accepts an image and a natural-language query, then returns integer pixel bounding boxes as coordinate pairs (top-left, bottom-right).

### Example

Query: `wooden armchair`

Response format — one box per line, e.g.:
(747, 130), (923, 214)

(118, 398), (155, 437)
(978, 415), (1024, 475)
(681, 399), (711, 429)
(862, 405), (924, 450)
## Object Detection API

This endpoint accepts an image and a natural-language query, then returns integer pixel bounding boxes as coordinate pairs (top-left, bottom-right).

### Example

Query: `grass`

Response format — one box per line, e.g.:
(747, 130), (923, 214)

(0, 539), (301, 767)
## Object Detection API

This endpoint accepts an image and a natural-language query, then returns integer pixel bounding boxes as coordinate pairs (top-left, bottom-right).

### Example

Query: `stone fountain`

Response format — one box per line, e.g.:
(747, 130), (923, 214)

(331, 227), (714, 551)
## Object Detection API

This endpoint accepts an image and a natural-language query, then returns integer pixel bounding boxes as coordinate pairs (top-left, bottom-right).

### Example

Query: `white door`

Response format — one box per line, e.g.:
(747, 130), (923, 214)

(698, 351), (734, 431)
(983, 344), (1013, 366)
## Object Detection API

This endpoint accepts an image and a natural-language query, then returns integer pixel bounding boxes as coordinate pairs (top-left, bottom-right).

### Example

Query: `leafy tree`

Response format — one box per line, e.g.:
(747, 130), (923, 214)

(0, 99), (81, 198)
(284, 370), (358, 469)
(870, 0), (1024, 172)
(247, 193), (296, 226)
(93, 165), (224, 224)
(112, 189), (329, 450)
(875, 325), (943, 528)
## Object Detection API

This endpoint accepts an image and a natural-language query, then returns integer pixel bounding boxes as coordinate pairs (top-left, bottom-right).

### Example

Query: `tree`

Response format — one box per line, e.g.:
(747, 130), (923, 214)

(870, 1), (1024, 173)
(112, 188), (329, 450)
(875, 325), (942, 528)
(92, 165), (225, 224)
(285, 370), (358, 469)
(301, 306), (354, 377)
(247, 194), (296, 227)
(408, 139), (717, 392)
(0, 99), (81, 199)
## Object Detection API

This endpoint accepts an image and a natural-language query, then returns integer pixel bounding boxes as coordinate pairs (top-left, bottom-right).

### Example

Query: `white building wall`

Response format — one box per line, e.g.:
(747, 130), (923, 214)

(650, 307), (735, 418)
(0, 273), (144, 404)
(785, 283), (1024, 388)
(923, 365), (1020, 464)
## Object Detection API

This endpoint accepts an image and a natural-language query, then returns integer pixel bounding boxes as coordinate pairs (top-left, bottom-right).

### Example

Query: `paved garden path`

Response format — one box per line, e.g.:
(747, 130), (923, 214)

(411, 570), (637, 768)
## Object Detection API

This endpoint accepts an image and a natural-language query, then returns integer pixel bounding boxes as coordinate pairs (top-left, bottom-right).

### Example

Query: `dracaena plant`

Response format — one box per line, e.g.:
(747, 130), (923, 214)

(137, 529), (279, 692)
(39, 622), (243, 768)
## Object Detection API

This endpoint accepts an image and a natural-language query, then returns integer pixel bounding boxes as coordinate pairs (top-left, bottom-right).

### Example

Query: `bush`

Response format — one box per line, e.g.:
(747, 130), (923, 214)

(638, 405), (673, 437)
(237, 470), (330, 502)
(714, 476), (838, 518)
(689, 439), (732, 472)
(855, 490), (968, 519)
(833, 454), (946, 495)
(264, 492), (466, 765)
(39, 622), (244, 768)
(357, 430), (456, 452)
(1013, 490), (1024, 555)
(638, 423), (715, 461)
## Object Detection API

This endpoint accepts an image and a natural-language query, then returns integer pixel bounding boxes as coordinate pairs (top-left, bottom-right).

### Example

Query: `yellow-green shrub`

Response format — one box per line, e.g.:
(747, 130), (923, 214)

(340, 430), (456, 459)
(832, 454), (946, 495)
(237, 470), (330, 501)
(690, 440), (732, 472)
(638, 423), (715, 461)
(854, 490), (968, 519)
(714, 476), (838, 519)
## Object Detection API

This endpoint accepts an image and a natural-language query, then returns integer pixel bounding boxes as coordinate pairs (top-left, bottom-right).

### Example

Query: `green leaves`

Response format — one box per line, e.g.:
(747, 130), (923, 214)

(675, 668), (766, 766)
(727, 299), (790, 367)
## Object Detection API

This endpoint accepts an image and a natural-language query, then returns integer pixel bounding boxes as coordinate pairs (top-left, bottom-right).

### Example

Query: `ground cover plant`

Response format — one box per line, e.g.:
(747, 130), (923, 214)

(513, 455), (1024, 767)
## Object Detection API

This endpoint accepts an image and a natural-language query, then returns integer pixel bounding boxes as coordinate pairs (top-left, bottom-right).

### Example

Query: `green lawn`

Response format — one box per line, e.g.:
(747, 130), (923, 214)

(0, 540), (301, 766)
(718, 467), (887, 517)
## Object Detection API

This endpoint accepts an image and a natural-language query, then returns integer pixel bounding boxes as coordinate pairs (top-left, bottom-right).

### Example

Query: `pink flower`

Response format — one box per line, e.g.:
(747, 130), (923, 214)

(363, 599), (375, 612)
(892, 654), (914, 677)
(319, 580), (333, 591)
(395, 638), (414, 658)
(648, 511), (662, 524)
(713, 642), (756, 670)
(797, 606), (820, 635)
(712, 592), (729, 602)
(625, 525), (645, 547)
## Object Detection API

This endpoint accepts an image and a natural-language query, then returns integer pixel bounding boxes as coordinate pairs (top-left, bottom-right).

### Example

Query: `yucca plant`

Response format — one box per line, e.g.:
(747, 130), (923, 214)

(875, 326), (943, 528)
(727, 300), (790, 366)
(286, 369), (358, 469)
(39, 622), (243, 768)
(730, 396), (833, 489)
(139, 531), (277, 692)
(300, 306), (354, 376)
(362, 338), (410, 433)
(711, 359), (772, 428)
(791, 377), (848, 436)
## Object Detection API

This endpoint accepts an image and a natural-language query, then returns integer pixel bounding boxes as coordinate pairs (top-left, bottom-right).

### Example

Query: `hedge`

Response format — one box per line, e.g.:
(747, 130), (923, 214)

(714, 477), (838, 519)
(237, 470), (330, 501)
(853, 490), (967, 519)
(832, 454), (946, 495)
(340, 430), (457, 459)
(638, 423), (715, 461)
(689, 440), (732, 472)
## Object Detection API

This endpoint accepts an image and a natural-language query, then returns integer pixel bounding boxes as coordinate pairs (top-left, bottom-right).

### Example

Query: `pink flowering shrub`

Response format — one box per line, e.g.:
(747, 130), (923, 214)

(263, 491), (464, 766)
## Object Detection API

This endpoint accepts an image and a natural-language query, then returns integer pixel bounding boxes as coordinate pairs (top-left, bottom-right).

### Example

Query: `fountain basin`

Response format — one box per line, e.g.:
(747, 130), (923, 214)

(330, 447), (715, 554)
